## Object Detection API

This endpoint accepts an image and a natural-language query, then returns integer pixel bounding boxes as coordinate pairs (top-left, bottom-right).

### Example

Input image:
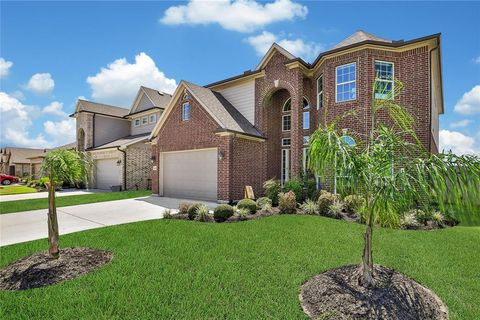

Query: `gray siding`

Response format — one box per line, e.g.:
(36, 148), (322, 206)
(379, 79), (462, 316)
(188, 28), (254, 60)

(94, 115), (130, 147)
(136, 94), (154, 113)
(217, 80), (255, 124)
(131, 111), (162, 135)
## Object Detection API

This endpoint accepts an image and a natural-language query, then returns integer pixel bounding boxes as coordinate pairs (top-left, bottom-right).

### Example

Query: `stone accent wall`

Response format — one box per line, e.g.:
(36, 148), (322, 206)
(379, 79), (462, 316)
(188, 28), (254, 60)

(125, 142), (152, 190)
(76, 113), (94, 151)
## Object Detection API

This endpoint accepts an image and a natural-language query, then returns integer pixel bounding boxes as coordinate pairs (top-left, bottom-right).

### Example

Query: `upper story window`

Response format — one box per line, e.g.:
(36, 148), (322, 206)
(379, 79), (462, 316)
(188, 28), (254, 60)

(336, 62), (356, 102)
(149, 114), (157, 124)
(142, 117), (148, 125)
(134, 119), (140, 127)
(303, 98), (310, 130)
(282, 98), (291, 131)
(182, 102), (190, 121)
(282, 138), (291, 147)
(316, 75), (323, 109)
(374, 61), (394, 99)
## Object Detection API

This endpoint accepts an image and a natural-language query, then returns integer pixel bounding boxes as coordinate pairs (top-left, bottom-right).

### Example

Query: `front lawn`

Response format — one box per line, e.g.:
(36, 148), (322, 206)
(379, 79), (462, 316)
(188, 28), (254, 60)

(0, 185), (37, 195)
(0, 190), (151, 214)
(0, 215), (478, 319)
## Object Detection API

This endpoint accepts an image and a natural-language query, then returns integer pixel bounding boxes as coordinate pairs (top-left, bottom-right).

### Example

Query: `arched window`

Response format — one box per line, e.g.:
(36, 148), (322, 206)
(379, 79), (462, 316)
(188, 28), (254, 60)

(282, 98), (291, 131)
(303, 97), (310, 129)
(77, 128), (85, 151)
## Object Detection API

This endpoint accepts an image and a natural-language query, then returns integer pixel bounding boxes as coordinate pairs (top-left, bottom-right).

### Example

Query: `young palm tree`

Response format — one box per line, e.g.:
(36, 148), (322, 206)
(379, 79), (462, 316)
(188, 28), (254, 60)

(40, 149), (91, 258)
(309, 79), (480, 288)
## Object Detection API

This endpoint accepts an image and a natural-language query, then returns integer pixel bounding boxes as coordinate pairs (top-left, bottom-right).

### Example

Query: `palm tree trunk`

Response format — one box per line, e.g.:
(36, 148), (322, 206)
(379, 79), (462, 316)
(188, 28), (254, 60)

(47, 181), (59, 259)
(361, 223), (374, 287)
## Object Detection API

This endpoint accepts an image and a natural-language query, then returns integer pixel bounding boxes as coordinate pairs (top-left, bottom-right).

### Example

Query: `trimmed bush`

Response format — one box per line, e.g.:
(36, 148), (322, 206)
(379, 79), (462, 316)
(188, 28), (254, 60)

(178, 202), (192, 215)
(214, 204), (234, 222)
(300, 199), (317, 215)
(237, 198), (257, 214)
(237, 208), (250, 221)
(343, 195), (364, 213)
(263, 179), (281, 205)
(187, 203), (202, 220)
(279, 191), (297, 214)
(304, 178), (318, 201)
(256, 197), (272, 210)
(400, 212), (420, 229)
(328, 201), (344, 218)
(283, 178), (303, 203)
(317, 190), (337, 215)
(196, 205), (211, 222)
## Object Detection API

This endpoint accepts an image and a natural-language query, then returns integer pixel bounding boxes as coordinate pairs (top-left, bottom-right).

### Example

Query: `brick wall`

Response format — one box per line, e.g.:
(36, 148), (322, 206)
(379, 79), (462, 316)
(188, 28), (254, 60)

(126, 142), (152, 190)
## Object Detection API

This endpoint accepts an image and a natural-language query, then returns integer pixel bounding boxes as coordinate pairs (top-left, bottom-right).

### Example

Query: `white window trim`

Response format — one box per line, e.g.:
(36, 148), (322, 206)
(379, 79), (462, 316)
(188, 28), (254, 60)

(281, 148), (290, 184)
(142, 116), (148, 125)
(282, 138), (291, 147)
(374, 60), (395, 100)
(149, 114), (157, 124)
(182, 102), (190, 121)
(282, 114), (291, 132)
(316, 75), (323, 109)
(282, 97), (291, 132)
(134, 119), (140, 127)
(335, 62), (357, 103)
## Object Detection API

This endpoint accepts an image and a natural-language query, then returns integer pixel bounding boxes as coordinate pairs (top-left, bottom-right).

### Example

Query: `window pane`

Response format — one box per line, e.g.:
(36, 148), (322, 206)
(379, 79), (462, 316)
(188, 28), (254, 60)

(303, 98), (309, 109)
(283, 115), (291, 131)
(303, 112), (310, 129)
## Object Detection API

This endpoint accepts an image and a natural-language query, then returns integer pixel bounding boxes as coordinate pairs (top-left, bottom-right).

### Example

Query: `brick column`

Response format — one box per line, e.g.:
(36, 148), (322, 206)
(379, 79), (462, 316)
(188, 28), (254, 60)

(290, 68), (304, 178)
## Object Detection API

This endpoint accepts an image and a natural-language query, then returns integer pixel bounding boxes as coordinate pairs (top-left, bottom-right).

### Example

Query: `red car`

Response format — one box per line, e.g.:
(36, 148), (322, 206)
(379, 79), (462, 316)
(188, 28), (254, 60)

(0, 174), (18, 185)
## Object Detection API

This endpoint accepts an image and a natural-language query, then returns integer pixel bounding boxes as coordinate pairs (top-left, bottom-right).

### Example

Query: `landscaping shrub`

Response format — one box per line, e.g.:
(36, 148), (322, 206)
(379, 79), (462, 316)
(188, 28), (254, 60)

(283, 178), (303, 203)
(39, 177), (50, 188)
(400, 212), (420, 229)
(237, 208), (250, 221)
(163, 209), (173, 219)
(178, 203), (192, 215)
(196, 205), (210, 222)
(432, 211), (445, 224)
(317, 190), (337, 215)
(213, 204), (234, 222)
(256, 197), (272, 210)
(343, 195), (364, 213)
(413, 209), (430, 224)
(328, 201), (344, 218)
(300, 199), (317, 215)
(237, 199), (257, 214)
(263, 178), (281, 205)
(278, 191), (297, 214)
(187, 203), (202, 220)
(304, 178), (318, 201)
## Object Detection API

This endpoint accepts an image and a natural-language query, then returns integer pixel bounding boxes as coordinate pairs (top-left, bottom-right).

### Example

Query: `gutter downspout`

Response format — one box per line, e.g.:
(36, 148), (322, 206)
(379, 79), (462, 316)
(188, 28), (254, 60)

(92, 114), (96, 147)
(117, 146), (127, 191)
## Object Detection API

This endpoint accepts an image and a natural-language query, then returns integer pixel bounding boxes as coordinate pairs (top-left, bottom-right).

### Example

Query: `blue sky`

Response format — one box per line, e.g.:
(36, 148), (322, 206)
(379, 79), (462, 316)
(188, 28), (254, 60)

(1, 1), (479, 154)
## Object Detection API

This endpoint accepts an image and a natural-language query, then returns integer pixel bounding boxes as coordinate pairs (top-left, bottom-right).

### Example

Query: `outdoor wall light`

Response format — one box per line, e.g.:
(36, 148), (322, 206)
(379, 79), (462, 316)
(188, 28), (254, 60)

(218, 151), (224, 161)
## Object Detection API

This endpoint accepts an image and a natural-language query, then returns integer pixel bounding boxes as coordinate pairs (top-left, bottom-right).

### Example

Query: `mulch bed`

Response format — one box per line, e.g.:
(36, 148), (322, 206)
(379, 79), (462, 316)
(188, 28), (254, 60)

(0, 247), (112, 291)
(300, 264), (448, 320)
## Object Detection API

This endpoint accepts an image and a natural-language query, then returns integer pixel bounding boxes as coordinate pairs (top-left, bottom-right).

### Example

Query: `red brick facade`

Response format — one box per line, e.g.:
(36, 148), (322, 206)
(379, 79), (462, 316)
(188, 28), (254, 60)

(152, 37), (440, 202)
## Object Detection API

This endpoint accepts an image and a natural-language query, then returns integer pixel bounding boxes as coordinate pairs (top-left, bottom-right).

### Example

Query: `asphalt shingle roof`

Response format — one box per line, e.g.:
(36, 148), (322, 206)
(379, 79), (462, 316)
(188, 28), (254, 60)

(183, 81), (264, 138)
(334, 30), (392, 49)
(88, 133), (150, 150)
(4, 148), (47, 164)
(140, 86), (172, 109)
(75, 100), (130, 118)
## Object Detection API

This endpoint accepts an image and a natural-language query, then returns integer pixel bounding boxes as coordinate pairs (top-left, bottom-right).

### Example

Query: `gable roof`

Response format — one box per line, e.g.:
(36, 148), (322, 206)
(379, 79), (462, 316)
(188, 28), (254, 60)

(255, 43), (296, 71)
(73, 99), (129, 118)
(150, 80), (264, 140)
(129, 86), (173, 115)
(334, 30), (392, 49)
(4, 147), (47, 164)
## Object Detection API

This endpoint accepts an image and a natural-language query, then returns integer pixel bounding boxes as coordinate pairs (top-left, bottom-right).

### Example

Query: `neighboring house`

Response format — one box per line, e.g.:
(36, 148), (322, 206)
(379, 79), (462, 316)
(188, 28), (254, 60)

(0, 148), (47, 179)
(71, 86), (171, 190)
(149, 31), (443, 202)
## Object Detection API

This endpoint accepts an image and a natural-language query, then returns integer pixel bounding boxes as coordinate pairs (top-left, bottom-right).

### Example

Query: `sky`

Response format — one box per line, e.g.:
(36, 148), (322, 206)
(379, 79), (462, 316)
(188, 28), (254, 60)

(1, 1), (479, 155)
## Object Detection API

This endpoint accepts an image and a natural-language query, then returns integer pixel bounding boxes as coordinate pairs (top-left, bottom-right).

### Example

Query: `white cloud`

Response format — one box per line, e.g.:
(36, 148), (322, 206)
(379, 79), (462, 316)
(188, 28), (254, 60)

(25, 73), (55, 94)
(450, 119), (473, 129)
(454, 85), (480, 115)
(439, 129), (478, 155)
(0, 58), (13, 78)
(0, 92), (74, 148)
(9, 90), (25, 101)
(86, 52), (177, 107)
(43, 101), (67, 117)
(160, 0), (308, 33)
(246, 31), (323, 61)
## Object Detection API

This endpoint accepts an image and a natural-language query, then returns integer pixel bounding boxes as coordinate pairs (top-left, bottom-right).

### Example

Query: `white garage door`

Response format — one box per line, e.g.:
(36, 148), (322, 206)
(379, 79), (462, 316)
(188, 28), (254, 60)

(161, 148), (217, 201)
(96, 158), (121, 190)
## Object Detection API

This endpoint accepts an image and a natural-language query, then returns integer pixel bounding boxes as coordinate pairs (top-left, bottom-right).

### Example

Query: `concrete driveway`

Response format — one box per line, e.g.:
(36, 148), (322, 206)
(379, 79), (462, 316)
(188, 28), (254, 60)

(0, 188), (103, 202)
(0, 196), (217, 247)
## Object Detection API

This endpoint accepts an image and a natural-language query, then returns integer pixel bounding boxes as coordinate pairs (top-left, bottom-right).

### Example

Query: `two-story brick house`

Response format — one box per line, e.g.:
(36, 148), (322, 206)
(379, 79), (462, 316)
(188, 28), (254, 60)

(72, 86), (171, 190)
(148, 31), (443, 202)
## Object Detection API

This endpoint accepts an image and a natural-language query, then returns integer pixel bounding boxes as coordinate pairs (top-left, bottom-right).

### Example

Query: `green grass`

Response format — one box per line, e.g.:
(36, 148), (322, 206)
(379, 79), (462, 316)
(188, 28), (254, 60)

(0, 215), (479, 319)
(0, 185), (37, 195)
(0, 190), (151, 214)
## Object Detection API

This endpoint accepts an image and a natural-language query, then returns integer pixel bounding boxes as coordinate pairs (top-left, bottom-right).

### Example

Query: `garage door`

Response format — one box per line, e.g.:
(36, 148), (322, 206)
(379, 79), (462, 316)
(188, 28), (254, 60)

(96, 158), (121, 190)
(161, 148), (217, 201)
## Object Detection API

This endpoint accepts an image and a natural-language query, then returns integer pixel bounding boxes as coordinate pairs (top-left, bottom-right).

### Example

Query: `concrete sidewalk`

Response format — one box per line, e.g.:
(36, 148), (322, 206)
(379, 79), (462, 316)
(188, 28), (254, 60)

(0, 189), (104, 202)
(0, 196), (217, 246)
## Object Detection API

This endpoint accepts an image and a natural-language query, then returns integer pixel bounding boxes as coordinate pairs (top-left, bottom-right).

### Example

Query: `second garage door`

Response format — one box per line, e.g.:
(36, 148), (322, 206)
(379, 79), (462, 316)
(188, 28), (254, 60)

(96, 158), (122, 190)
(161, 148), (217, 201)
